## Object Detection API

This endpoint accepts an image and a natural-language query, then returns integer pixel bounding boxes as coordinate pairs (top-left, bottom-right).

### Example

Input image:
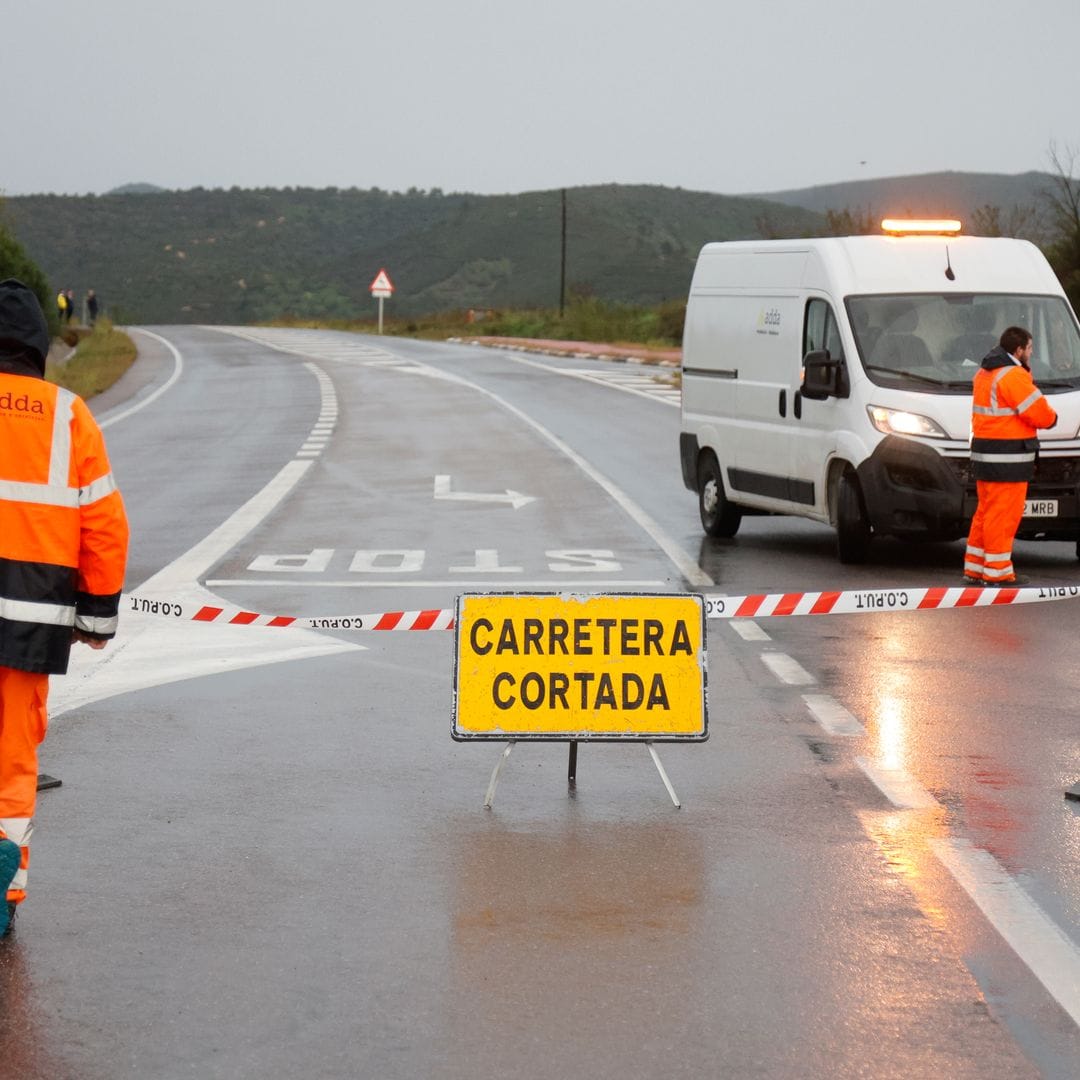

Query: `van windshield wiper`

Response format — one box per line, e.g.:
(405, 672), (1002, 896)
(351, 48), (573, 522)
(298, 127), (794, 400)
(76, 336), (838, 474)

(864, 364), (948, 387)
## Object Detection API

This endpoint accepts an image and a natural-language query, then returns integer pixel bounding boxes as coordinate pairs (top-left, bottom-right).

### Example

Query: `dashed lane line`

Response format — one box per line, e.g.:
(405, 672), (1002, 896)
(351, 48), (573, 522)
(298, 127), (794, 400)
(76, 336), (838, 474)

(729, 619), (771, 642)
(854, 757), (940, 809)
(802, 694), (866, 736)
(760, 652), (816, 685)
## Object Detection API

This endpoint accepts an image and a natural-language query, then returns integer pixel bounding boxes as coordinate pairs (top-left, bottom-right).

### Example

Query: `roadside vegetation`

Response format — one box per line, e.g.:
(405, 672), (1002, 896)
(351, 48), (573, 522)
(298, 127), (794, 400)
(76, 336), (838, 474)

(271, 295), (687, 348)
(0, 207), (57, 335)
(46, 318), (137, 398)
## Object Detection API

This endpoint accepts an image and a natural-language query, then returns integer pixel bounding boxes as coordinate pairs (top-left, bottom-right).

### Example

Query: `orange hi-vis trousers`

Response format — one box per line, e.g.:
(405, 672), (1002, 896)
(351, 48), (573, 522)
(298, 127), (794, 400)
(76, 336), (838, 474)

(0, 667), (49, 906)
(965, 481), (1028, 583)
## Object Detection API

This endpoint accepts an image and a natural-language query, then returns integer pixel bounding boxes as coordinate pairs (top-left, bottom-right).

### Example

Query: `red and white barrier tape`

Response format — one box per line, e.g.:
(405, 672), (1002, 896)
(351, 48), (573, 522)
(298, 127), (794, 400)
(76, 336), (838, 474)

(122, 584), (1080, 630)
(702, 584), (1080, 619)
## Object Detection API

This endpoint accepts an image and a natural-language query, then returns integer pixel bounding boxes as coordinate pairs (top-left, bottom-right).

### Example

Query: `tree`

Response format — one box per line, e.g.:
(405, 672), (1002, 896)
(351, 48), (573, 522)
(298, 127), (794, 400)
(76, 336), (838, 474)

(0, 200), (56, 334)
(825, 206), (878, 236)
(1043, 143), (1080, 311)
(968, 202), (1044, 242)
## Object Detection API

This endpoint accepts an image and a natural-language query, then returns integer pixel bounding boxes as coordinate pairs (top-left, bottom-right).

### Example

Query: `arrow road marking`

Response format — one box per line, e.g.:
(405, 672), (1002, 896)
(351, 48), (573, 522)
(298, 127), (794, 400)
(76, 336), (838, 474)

(433, 474), (536, 510)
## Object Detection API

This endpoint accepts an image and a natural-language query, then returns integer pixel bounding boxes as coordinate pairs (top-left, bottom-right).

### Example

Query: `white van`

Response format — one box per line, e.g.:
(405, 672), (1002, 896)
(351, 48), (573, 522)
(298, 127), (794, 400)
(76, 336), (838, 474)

(678, 222), (1080, 562)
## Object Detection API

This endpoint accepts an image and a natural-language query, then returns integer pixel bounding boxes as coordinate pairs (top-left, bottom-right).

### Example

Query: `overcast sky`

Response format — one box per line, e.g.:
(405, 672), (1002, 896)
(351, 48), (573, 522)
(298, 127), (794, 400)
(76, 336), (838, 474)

(5, 0), (1078, 199)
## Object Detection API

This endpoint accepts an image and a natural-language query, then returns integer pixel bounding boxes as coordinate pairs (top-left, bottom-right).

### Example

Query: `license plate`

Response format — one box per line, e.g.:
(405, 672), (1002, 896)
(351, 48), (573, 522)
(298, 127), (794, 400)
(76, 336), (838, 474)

(1024, 499), (1058, 517)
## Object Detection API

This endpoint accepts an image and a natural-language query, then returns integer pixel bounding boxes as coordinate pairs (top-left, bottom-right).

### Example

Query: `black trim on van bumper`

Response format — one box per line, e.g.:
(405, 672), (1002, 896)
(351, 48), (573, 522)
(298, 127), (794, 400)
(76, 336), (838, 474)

(680, 433), (699, 491)
(856, 436), (1080, 541)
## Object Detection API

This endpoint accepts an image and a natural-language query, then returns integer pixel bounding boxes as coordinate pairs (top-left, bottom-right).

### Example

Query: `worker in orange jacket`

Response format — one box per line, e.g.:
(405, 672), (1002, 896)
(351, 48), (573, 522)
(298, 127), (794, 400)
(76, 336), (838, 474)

(963, 326), (1057, 586)
(0, 279), (129, 937)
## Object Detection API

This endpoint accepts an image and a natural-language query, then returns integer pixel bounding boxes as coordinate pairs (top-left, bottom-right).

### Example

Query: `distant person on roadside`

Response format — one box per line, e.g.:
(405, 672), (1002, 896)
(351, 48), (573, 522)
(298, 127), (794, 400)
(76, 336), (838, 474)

(0, 279), (129, 938)
(963, 326), (1057, 587)
(64, 288), (75, 325)
(87, 289), (99, 327)
(56, 289), (67, 324)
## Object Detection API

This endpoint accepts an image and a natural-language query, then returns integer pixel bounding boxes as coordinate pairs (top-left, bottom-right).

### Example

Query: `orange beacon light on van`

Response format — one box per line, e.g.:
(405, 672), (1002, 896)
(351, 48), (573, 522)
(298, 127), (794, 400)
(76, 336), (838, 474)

(881, 218), (962, 236)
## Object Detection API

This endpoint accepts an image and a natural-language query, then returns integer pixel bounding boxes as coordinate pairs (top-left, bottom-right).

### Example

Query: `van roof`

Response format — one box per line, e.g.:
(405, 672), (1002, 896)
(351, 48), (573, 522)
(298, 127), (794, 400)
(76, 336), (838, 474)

(690, 235), (1064, 298)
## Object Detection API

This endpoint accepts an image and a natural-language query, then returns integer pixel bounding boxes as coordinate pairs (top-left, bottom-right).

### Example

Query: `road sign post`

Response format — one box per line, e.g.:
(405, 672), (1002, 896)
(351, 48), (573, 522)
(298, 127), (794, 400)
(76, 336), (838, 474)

(369, 268), (394, 334)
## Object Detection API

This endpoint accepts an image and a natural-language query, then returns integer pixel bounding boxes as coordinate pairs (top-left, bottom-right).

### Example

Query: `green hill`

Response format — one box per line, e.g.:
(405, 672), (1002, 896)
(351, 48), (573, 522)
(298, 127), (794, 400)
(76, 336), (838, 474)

(5, 172), (1062, 326)
(754, 170), (1053, 232)
(1, 185), (823, 324)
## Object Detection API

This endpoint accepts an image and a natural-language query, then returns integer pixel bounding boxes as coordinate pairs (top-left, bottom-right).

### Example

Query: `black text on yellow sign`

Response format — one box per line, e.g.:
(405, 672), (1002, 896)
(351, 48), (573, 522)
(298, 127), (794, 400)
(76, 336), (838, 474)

(452, 593), (708, 741)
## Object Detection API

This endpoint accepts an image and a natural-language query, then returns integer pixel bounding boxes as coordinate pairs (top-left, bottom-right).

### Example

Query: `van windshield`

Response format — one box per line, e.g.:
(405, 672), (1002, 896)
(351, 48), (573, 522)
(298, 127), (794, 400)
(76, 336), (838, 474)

(845, 294), (1080, 393)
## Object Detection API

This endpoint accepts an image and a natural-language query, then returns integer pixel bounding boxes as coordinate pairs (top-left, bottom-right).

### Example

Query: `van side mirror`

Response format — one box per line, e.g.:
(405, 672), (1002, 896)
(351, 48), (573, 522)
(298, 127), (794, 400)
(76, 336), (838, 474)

(801, 349), (848, 400)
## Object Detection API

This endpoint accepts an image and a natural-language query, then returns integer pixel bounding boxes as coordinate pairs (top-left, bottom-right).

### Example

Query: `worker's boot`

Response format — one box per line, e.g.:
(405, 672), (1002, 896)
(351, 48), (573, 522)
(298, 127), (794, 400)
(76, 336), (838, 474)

(0, 839), (20, 937)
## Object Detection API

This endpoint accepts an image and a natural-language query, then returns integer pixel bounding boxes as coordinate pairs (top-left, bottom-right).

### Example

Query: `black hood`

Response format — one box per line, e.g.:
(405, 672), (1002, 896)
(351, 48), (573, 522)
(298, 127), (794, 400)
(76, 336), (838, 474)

(980, 345), (1016, 372)
(0, 279), (50, 376)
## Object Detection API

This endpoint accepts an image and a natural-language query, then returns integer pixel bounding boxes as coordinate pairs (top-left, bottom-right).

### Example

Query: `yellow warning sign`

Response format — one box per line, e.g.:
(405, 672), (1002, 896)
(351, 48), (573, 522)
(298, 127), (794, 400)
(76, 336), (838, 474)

(452, 593), (707, 741)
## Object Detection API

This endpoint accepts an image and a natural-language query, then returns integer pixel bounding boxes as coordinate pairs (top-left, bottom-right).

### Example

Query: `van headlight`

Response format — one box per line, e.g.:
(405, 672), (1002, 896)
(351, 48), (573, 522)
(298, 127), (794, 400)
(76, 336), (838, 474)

(867, 405), (948, 438)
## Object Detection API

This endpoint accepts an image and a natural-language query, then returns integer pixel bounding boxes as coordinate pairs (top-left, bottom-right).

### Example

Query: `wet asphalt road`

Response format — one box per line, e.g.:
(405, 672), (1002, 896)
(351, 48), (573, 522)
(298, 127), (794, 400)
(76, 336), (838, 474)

(1, 326), (1077, 1079)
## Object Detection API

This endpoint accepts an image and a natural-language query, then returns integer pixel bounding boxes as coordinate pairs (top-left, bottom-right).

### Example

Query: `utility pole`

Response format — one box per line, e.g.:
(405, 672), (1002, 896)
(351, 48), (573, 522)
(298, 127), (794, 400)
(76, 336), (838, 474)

(559, 188), (567, 317)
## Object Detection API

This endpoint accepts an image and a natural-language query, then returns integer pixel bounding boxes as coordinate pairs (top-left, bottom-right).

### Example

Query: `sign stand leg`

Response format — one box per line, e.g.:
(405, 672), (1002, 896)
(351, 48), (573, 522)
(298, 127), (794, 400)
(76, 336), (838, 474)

(646, 743), (681, 808)
(484, 741), (516, 809)
(568, 740), (578, 793)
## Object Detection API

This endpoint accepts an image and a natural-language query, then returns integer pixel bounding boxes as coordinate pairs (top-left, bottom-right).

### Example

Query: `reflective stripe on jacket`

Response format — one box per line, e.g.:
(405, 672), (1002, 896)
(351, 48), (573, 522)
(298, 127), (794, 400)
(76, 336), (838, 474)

(970, 354), (1057, 482)
(0, 373), (129, 674)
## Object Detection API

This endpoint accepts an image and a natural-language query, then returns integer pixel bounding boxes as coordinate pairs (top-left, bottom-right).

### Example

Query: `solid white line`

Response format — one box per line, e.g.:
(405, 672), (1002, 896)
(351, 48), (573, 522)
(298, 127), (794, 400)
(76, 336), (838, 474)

(729, 620), (770, 641)
(804, 694), (866, 736)
(99, 328), (184, 429)
(930, 837), (1080, 1027)
(427, 364), (711, 587)
(143, 459), (314, 590)
(855, 757), (939, 808)
(205, 579), (671, 588)
(761, 652), (815, 685)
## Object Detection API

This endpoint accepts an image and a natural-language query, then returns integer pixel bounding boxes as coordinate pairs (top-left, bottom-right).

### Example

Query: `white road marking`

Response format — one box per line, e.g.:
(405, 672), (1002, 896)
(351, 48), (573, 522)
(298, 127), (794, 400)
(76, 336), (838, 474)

(761, 652), (815, 685)
(504, 353), (680, 407)
(729, 619), (770, 641)
(212, 327), (398, 365)
(218, 328), (713, 589)
(53, 340), (363, 719)
(854, 757), (940, 808)
(205, 579), (670, 589)
(99, 328), (184, 429)
(423, 366), (710, 587)
(433, 474), (536, 510)
(931, 837), (1080, 1028)
(448, 549), (524, 573)
(803, 694), (866, 736)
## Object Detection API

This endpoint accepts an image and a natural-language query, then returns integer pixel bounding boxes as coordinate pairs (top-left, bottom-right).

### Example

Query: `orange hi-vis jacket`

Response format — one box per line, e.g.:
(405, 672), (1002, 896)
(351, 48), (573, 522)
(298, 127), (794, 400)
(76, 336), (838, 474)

(0, 372), (129, 674)
(970, 349), (1057, 482)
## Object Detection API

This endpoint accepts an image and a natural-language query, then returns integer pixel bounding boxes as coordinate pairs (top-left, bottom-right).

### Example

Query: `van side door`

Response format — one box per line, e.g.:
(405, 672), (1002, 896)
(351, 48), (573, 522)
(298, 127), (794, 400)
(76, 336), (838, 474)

(790, 297), (850, 516)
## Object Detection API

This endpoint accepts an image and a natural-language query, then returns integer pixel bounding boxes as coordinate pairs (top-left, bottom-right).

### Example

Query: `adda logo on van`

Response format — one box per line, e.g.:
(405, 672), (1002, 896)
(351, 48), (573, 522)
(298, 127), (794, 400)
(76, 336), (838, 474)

(756, 307), (781, 335)
(0, 390), (47, 416)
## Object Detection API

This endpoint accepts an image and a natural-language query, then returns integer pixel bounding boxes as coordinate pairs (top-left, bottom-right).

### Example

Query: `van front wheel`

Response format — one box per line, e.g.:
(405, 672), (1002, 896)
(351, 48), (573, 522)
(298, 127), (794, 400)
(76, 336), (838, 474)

(699, 455), (742, 538)
(836, 471), (872, 563)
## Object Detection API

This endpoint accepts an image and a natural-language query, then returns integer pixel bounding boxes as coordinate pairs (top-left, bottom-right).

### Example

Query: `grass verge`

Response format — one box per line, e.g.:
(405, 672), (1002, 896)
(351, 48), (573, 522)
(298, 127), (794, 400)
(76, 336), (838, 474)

(45, 319), (137, 399)
(270, 296), (686, 348)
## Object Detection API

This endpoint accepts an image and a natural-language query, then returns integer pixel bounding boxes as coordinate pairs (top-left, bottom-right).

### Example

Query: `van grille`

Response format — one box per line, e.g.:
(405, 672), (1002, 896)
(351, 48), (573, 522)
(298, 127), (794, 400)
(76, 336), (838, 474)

(943, 455), (1080, 487)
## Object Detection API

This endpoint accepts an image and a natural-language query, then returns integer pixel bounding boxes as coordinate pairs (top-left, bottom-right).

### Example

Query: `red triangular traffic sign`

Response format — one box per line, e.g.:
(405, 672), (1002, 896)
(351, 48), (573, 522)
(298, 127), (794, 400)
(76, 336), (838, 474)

(369, 268), (394, 294)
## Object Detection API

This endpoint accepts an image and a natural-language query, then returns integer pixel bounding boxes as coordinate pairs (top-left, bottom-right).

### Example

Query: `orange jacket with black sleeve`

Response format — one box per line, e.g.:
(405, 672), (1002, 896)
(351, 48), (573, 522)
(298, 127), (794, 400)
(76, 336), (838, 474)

(970, 346), (1058, 482)
(0, 363), (129, 676)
